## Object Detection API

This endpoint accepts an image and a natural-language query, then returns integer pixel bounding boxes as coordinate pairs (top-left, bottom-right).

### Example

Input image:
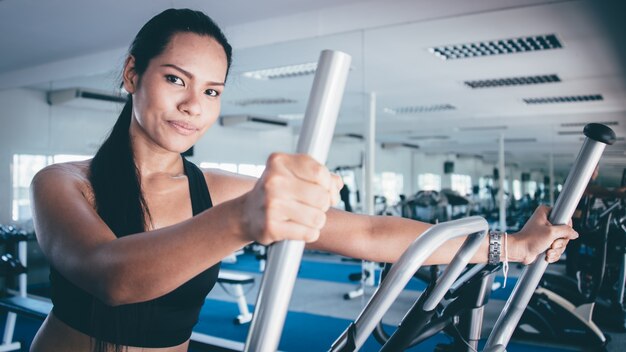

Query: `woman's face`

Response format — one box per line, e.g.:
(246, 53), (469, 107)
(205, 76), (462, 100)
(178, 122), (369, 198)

(125, 32), (228, 153)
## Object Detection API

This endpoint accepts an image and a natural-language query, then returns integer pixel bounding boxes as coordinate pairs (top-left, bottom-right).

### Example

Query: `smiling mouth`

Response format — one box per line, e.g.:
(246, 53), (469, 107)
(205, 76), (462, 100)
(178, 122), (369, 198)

(167, 121), (198, 136)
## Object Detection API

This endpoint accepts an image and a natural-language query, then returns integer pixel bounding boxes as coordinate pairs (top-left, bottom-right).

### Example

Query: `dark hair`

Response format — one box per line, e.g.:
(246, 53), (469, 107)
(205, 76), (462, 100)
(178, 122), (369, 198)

(88, 8), (232, 351)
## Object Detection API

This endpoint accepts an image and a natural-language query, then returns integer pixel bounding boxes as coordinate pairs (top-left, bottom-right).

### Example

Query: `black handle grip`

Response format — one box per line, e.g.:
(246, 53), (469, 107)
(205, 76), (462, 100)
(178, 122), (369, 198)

(584, 123), (616, 145)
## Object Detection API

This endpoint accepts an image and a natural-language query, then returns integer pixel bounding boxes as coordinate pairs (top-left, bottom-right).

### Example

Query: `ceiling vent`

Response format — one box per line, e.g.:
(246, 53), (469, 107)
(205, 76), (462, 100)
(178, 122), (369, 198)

(333, 133), (364, 143)
(458, 125), (507, 131)
(218, 115), (288, 130)
(429, 34), (562, 60)
(558, 131), (583, 135)
(504, 138), (537, 143)
(231, 98), (297, 107)
(560, 121), (618, 127)
(603, 150), (626, 156)
(580, 136), (624, 142)
(381, 142), (420, 150)
(241, 62), (318, 80)
(384, 104), (455, 114)
(523, 94), (603, 104)
(47, 88), (127, 110)
(456, 153), (484, 159)
(464, 74), (560, 89)
(409, 135), (450, 140)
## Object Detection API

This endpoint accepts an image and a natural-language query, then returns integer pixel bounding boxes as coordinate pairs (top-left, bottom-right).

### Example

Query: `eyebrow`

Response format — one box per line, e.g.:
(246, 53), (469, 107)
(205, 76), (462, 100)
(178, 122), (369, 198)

(161, 64), (225, 86)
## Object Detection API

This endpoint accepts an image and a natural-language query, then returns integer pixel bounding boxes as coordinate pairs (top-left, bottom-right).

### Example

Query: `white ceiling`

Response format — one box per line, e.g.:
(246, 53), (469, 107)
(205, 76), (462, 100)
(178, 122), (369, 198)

(1, 0), (625, 182)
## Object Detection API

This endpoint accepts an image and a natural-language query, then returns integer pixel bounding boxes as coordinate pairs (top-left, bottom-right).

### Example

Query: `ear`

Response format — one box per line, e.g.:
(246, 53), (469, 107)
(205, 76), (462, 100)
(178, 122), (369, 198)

(122, 55), (139, 94)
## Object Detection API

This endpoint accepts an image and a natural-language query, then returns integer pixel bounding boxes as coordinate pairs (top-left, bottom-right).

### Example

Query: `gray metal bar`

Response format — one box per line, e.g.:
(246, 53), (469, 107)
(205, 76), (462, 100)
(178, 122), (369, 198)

(423, 231), (487, 311)
(331, 216), (488, 350)
(244, 50), (352, 352)
(449, 263), (487, 293)
(484, 124), (615, 351)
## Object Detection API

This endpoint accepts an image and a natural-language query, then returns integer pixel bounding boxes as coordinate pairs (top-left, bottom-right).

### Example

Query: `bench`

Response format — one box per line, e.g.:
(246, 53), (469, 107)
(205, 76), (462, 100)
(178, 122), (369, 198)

(0, 296), (52, 351)
(216, 270), (255, 324)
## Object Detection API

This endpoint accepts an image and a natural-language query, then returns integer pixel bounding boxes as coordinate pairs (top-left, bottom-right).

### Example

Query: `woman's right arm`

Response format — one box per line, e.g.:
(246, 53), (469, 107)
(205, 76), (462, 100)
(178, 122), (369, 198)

(31, 165), (251, 306)
(32, 153), (340, 307)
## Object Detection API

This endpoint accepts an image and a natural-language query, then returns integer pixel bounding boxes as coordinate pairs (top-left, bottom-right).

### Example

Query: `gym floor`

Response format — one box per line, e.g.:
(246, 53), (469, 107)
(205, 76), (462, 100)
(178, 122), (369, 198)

(207, 251), (626, 351)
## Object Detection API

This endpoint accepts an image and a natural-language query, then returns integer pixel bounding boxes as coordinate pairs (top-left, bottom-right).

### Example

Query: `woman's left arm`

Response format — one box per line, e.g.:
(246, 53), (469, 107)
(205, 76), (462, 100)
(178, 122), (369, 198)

(309, 205), (578, 265)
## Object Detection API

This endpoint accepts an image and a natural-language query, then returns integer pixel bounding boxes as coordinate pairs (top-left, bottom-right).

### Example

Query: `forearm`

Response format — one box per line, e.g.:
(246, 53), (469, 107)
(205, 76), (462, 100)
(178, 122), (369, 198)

(94, 196), (250, 305)
(312, 209), (526, 265)
(366, 216), (525, 265)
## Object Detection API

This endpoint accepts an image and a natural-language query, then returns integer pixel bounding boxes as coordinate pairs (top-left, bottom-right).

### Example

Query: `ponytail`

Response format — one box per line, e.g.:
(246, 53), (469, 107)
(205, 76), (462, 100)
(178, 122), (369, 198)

(89, 96), (151, 237)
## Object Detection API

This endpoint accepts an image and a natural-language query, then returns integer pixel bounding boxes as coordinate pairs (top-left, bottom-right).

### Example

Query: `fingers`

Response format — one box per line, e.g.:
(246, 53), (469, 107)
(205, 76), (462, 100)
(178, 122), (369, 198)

(243, 153), (341, 245)
(272, 153), (332, 189)
(267, 198), (327, 230)
(264, 173), (332, 211)
(266, 153), (338, 209)
(550, 238), (569, 250)
(550, 224), (579, 241)
(330, 173), (344, 206)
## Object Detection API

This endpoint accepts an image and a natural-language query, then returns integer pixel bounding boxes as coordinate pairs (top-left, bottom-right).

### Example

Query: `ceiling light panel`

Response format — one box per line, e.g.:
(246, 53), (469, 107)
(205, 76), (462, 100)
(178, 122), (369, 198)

(464, 74), (560, 89)
(524, 94), (603, 104)
(384, 104), (455, 115)
(429, 34), (562, 60)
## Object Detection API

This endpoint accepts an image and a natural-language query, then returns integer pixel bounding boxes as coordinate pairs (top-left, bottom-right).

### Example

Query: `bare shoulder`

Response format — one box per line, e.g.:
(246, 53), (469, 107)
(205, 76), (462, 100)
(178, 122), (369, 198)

(32, 160), (94, 204)
(201, 168), (257, 205)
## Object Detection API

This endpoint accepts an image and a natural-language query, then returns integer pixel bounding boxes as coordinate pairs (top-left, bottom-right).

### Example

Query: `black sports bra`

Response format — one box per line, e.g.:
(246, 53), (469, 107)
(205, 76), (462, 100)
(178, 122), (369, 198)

(49, 158), (220, 347)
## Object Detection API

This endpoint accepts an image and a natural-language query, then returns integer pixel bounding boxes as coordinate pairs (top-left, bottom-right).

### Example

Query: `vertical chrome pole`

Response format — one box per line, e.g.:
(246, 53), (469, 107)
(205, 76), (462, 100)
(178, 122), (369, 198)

(498, 134), (506, 232)
(362, 92), (376, 287)
(484, 123), (615, 352)
(549, 153), (555, 206)
(244, 50), (352, 352)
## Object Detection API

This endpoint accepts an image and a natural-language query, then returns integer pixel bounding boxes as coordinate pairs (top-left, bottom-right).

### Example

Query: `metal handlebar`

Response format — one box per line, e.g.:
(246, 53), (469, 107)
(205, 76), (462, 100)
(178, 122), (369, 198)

(484, 123), (616, 352)
(330, 216), (489, 351)
(244, 50), (352, 352)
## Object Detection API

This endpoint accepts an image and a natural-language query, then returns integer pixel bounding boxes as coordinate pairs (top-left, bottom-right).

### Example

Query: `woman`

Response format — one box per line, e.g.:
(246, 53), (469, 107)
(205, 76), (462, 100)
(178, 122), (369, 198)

(29, 8), (577, 352)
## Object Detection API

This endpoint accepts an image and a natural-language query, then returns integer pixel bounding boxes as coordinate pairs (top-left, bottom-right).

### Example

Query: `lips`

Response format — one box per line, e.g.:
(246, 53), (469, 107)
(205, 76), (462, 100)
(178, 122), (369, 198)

(167, 120), (198, 136)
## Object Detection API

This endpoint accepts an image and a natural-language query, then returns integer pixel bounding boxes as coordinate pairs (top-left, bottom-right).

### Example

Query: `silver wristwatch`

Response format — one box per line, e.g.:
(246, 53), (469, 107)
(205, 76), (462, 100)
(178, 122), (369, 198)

(488, 231), (502, 265)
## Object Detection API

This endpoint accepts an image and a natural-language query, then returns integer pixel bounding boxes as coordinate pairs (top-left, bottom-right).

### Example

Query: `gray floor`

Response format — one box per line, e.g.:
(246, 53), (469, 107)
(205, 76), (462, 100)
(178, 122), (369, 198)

(208, 252), (626, 351)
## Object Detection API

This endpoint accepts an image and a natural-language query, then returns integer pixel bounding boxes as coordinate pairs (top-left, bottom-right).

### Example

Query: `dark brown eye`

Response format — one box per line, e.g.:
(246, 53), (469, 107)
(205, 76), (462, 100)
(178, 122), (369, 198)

(205, 89), (219, 97)
(165, 75), (184, 86)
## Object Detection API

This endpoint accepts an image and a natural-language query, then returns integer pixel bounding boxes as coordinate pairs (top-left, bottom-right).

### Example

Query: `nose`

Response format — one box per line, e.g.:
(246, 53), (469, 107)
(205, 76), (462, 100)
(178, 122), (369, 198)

(178, 90), (202, 117)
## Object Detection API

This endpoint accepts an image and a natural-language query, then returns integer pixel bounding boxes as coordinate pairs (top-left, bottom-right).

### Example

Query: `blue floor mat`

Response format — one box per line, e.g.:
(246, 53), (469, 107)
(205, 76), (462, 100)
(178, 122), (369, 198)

(195, 298), (565, 352)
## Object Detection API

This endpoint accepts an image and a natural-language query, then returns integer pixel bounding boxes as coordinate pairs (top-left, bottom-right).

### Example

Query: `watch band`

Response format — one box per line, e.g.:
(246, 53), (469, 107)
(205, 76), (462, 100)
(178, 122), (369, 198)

(488, 231), (502, 265)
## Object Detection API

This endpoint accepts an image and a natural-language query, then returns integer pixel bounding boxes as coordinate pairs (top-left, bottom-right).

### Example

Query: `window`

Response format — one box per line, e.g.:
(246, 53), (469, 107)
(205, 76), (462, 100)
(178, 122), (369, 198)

(478, 177), (493, 199)
(512, 179), (522, 200)
(417, 173), (441, 192)
(451, 174), (472, 195)
(237, 164), (265, 178)
(527, 181), (537, 198)
(374, 172), (404, 204)
(200, 162), (238, 173)
(200, 162), (265, 177)
(52, 154), (92, 163)
(12, 153), (92, 221)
